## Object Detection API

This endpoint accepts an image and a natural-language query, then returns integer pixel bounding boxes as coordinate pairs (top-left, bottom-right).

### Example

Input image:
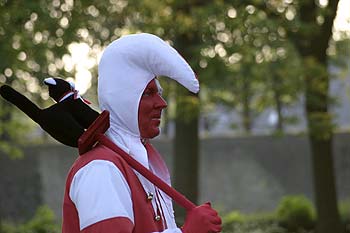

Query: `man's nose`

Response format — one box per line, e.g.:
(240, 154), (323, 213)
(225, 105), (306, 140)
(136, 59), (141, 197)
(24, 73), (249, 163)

(155, 95), (168, 109)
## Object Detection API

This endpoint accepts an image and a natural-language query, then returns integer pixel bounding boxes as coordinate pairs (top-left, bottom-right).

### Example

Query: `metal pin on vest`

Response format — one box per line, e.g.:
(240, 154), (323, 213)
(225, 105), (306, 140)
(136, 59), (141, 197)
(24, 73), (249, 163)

(147, 192), (154, 201)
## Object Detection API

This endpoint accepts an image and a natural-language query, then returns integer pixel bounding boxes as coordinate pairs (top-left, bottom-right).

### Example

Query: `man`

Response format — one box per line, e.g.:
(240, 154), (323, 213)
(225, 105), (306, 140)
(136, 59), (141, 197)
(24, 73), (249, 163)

(62, 33), (222, 233)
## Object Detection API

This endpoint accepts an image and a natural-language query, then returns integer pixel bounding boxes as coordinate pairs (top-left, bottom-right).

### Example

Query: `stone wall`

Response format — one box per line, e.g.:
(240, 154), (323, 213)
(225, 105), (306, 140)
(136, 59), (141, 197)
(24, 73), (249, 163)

(1, 133), (349, 221)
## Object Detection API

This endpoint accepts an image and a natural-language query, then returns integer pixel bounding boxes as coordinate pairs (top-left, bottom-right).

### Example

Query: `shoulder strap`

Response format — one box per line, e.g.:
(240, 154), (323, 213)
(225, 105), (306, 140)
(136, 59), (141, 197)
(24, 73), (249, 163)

(97, 134), (195, 211)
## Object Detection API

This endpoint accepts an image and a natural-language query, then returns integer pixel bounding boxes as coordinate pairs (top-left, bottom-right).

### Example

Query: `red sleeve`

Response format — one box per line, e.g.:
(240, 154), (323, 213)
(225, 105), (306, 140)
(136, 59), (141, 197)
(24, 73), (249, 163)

(81, 217), (133, 233)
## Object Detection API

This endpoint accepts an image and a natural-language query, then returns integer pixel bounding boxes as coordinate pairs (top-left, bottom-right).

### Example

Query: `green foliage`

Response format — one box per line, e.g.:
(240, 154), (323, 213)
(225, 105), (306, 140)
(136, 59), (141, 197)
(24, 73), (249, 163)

(222, 211), (285, 233)
(222, 195), (334, 233)
(19, 206), (59, 233)
(276, 195), (315, 231)
(196, 2), (305, 133)
(175, 91), (200, 123)
(0, 142), (22, 159)
(329, 39), (350, 71)
(339, 199), (350, 223)
(1, 0), (348, 143)
(0, 0), (87, 154)
(223, 211), (245, 224)
(307, 112), (335, 140)
(221, 195), (350, 233)
(1, 206), (59, 233)
(224, 222), (286, 233)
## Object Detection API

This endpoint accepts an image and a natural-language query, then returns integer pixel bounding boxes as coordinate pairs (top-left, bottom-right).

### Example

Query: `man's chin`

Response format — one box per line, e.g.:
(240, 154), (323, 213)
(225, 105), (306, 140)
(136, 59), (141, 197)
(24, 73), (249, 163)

(141, 128), (160, 139)
(150, 129), (161, 138)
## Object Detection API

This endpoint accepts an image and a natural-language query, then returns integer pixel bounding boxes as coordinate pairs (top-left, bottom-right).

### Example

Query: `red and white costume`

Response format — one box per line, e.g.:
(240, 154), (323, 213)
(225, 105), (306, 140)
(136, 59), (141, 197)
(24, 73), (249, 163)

(62, 34), (201, 233)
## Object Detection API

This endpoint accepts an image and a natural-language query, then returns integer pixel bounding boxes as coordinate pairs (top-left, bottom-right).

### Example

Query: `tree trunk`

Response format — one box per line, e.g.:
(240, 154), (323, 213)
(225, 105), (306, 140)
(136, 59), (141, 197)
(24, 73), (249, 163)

(309, 135), (340, 232)
(290, 1), (342, 231)
(161, 91), (171, 138)
(172, 27), (202, 221)
(272, 73), (284, 132)
(161, 108), (169, 138)
(304, 60), (342, 233)
(242, 73), (252, 134)
(173, 90), (199, 222)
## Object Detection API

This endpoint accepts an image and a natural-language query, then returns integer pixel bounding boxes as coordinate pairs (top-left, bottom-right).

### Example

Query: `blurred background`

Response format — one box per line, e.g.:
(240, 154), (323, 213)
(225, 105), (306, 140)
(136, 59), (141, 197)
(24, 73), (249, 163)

(0, 0), (349, 233)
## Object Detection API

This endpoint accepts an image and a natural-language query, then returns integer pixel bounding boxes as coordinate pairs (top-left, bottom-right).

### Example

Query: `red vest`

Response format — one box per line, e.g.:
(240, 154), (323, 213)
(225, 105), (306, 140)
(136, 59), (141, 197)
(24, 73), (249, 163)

(62, 144), (165, 233)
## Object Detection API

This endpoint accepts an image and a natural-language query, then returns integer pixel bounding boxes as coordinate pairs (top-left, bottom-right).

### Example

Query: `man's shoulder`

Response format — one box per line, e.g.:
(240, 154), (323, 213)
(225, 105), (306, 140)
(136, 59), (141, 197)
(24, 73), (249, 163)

(67, 145), (124, 179)
(80, 144), (116, 160)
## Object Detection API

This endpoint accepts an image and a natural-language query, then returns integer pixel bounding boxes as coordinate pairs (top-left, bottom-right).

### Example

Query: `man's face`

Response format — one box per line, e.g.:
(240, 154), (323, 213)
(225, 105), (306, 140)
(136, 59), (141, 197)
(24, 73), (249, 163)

(138, 79), (167, 139)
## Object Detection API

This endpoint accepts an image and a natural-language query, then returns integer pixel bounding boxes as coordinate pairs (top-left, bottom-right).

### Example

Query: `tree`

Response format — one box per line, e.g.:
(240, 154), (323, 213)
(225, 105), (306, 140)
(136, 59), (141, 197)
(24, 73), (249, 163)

(256, 0), (342, 231)
(2, 2), (346, 231)
(294, 1), (341, 231)
(203, 2), (345, 231)
(198, 2), (304, 135)
(0, 0), (99, 152)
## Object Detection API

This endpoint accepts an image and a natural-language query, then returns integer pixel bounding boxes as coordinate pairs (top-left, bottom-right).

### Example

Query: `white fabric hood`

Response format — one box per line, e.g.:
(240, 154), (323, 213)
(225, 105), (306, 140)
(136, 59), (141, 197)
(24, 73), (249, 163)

(98, 32), (199, 171)
(98, 33), (199, 139)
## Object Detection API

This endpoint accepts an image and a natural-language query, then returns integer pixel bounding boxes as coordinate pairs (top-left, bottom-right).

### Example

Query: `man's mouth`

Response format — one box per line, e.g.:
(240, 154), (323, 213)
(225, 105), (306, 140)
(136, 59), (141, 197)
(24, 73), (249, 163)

(151, 117), (161, 125)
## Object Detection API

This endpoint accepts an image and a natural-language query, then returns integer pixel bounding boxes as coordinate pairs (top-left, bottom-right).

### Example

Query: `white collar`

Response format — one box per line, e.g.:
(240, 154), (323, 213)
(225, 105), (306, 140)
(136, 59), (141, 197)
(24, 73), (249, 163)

(106, 123), (149, 169)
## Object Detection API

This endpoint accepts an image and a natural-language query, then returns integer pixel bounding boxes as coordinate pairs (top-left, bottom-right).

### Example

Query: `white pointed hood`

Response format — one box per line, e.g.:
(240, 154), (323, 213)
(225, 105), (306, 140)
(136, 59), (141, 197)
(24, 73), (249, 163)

(98, 33), (199, 170)
(98, 33), (199, 138)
